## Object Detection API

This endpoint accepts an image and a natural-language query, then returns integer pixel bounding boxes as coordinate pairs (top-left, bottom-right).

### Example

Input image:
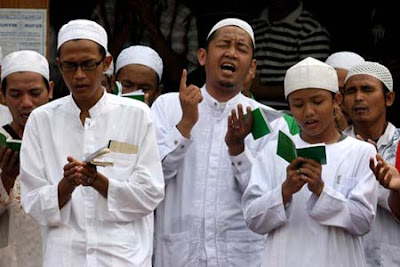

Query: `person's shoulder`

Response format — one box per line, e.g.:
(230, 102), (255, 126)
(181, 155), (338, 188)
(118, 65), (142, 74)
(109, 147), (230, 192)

(107, 93), (150, 112)
(30, 95), (69, 116)
(152, 92), (180, 107)
(342, 135), (376, 152)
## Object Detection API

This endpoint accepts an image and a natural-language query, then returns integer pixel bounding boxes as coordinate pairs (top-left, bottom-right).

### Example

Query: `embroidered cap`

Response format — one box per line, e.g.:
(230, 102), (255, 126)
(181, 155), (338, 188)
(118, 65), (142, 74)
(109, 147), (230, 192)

(115, 45), (163, 81)
(345, 61), (393, 91)
(1, 50), (49, 82)
(284, 57), (338, 98)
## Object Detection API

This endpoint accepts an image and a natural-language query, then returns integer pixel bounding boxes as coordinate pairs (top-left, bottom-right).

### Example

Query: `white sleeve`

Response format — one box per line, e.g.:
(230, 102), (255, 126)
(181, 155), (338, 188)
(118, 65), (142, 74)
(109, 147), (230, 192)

(242, 149), (290, 234)
(151, 96), (193, 183)
(306, 145), (379, 236)
(20, 115), (67, 227)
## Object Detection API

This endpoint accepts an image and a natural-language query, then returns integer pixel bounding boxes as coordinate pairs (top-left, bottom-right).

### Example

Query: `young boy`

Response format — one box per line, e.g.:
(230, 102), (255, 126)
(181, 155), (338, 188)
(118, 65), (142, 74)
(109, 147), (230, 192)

(243, 57), (379, 267)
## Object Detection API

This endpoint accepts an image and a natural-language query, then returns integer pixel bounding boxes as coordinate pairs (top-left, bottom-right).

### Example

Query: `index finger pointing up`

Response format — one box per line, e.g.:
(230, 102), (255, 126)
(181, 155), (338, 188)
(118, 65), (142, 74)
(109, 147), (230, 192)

(180, 69), (188, 92)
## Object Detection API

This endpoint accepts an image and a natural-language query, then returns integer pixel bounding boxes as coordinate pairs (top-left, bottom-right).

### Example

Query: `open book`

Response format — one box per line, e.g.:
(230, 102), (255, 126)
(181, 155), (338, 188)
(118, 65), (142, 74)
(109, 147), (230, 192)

(83, 140), (138, 167)
(0, 132), (21, 152)
(276, 130), (327, 164)
(121, 90), (145, 102)
(83, 145), (113, 167)
(113, 81), (145, 102)
(244, 107), (272, 140)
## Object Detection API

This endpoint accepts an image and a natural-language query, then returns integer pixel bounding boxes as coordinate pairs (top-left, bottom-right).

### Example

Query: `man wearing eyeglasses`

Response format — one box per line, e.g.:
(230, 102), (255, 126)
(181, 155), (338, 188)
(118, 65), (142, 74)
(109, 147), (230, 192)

(19, 19), (164, 267)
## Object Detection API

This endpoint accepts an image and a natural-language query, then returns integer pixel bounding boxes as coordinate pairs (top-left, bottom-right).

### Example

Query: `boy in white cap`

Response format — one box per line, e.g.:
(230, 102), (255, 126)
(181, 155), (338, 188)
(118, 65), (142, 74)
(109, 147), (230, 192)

(343, 61), (400, 267)
(19, 19), (164, 267)
(115, 45), (163, 106)
(325, 51), (365, 130)
(0, 50), (53, 267)
(151, 18), (290, 266)
(0, 46), (12, 126)
(243, 57), (378, 267)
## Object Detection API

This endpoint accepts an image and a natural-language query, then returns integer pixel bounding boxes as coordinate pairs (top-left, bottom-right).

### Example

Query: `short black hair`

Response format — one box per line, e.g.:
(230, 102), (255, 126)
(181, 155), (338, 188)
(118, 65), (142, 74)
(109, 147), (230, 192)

(2, 75), (50, 94)
(57, 39), (106, 59)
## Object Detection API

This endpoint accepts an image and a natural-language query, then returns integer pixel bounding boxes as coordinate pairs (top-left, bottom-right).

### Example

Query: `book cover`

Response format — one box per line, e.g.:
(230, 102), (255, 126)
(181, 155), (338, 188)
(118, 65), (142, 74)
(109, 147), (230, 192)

(121, 90), (145, 102)
(83, 146), (113, 166)
(276, 130), (326, 164)
(0, 132), (22, 152)
(244, 107), (272, 140)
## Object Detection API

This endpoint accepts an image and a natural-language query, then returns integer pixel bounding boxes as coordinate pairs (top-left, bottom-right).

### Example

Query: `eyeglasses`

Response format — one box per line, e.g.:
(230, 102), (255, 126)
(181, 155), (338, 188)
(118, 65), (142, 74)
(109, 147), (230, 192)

(59, 58), (104, 72)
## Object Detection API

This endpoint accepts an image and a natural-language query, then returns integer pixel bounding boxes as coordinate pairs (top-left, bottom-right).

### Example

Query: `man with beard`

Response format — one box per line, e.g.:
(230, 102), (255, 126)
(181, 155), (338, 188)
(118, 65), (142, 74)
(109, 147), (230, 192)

(151, 18), (290, 266)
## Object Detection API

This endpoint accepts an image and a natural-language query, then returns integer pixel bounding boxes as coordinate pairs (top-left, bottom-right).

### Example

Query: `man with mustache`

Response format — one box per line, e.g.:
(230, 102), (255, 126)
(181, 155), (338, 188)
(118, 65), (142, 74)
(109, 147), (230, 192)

(343, 61), (400, 267)
(0, 50), (53, 267)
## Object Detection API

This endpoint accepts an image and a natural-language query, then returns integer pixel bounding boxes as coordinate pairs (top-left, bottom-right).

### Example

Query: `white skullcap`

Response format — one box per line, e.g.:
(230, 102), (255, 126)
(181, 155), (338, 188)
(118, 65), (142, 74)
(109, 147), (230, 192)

(104, 51), (114, 77)
(207, 18), (255, 48)
(57, 19), (108, 51)
(345, 61), (393, 91)
(284, 57), (338, 98)
(0, 46), (2, 65)
(325, 51), (365, 70)
(115, 45), (163, 81)
(1, 50), (49, 82)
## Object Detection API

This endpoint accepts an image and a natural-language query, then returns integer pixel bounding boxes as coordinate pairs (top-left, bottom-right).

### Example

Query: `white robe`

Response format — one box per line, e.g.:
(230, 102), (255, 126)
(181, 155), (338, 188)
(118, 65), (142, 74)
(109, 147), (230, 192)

(151, 87), (290, 267)
(243, 134), (378, 267)
(0, 127), (42, 267)
(19, 92), (165, 267)
(344, 123), (400, 266)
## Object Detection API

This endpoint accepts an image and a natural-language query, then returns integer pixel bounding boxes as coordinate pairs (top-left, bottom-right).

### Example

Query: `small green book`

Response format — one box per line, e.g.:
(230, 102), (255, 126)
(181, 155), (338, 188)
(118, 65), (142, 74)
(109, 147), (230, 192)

(244, 107), (272, 140)
(121, 90), (145, 102)
(0, 132), (22, 152)
(276, 130), (326, 164)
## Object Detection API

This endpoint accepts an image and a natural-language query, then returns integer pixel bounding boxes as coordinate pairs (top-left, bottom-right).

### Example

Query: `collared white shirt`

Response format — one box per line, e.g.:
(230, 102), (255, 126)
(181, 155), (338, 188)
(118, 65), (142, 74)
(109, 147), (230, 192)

(0, 125), (42, 267)
(243, 135), (378, 267)
(19, 92), (164, 267)
(151, 87), (290, 267)
(344, 123), (400, 267)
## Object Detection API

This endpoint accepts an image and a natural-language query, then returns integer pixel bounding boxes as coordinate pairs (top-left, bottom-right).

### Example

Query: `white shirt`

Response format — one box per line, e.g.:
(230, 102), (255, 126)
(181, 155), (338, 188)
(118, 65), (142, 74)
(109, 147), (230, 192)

(19, 92), (165, 267)
(344, 123), (400, 267)
(151, 87), (290, 267)
(243, 135), (378, 267)
(0, 104), (12, 126)
(0, 128), (42, 267)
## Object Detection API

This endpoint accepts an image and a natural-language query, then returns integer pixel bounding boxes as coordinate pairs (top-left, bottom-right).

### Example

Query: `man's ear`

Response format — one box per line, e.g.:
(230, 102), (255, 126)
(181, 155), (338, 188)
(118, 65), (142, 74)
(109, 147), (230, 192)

(48, 81), (55, 100)
(197, 48), (207, 66)
(385, 91), (395, 107)
(334, 91), (343, 106)
(103, 55), (113, 72)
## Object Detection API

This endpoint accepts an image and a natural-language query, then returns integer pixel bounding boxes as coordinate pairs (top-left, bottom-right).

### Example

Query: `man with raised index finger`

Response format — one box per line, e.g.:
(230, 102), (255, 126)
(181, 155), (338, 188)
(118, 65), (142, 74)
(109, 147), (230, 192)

(151, 18), (290, 266)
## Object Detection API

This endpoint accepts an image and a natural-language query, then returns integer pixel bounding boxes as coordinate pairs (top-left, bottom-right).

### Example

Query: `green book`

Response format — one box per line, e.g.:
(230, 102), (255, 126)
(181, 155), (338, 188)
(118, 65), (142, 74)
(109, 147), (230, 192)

(277, 130), (326, 164)
(121, 90), (145, 102)
(0, 132), (22, 152)
(244, 107), (272, 140)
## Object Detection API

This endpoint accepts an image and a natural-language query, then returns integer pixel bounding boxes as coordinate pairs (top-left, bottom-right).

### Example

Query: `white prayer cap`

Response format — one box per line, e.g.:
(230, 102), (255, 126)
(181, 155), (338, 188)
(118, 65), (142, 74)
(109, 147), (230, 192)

(284, 57), (338, 98)
(104, 51), (114, 77)
(1, 50), (49, 82)
(345, 61), (393, 91)
(207, 18), (255, 48)
(115, 45), (163, 81)
(325, 51), (365, 70)
(57, 19), (108, 51)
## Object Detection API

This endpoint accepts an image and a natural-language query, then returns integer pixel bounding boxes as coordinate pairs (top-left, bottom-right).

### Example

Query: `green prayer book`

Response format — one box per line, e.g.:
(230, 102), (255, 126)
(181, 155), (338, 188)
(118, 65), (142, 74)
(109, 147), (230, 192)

(277, 130), (327, 164)
(0, 133), (22, 152)
(245, 107), (272, 140)
(121, 90), (145, 102)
